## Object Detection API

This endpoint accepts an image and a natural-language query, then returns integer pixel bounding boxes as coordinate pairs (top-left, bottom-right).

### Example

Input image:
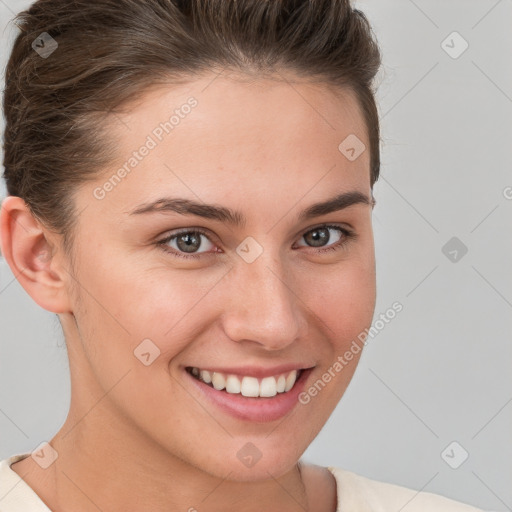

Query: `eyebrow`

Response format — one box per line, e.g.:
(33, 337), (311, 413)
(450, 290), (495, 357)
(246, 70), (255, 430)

(127, 190), (374, 228)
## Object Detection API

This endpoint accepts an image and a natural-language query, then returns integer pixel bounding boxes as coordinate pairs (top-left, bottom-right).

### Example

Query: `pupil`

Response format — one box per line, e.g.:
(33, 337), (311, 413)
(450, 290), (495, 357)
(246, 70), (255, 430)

(307, 228), (328, 247)
(178, 233), (200, 253)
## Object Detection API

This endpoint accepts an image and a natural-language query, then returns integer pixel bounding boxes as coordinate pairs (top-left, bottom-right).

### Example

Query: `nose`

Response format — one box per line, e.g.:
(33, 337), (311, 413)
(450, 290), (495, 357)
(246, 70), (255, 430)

(221, 253), (308, 351)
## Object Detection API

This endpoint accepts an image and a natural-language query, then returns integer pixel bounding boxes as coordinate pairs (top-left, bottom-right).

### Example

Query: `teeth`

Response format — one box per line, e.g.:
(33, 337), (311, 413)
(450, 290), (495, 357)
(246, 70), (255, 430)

(285, 370), (297, 392)
(241, 376), (260, 397)
(211, 372), (226, 390)
(200, 370), (212, 383)
(276, 375), (286, 393)
(188, 367), (302, 397)
(225, 375), (241, 394)
(260, 376), (277, 397)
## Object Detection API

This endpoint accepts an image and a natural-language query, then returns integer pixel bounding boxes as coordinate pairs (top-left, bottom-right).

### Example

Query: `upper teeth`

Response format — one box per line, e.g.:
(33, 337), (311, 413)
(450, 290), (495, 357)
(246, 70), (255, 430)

(189, 367), (300, 397)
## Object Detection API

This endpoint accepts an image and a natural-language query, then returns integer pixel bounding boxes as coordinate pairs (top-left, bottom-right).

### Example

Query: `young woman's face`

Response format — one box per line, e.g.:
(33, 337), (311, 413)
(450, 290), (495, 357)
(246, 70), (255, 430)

(63, 71), (376, 480)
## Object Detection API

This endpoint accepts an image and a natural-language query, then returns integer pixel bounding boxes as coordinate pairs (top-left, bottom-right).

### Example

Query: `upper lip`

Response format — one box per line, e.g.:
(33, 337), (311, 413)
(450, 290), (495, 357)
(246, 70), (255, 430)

(184, 364), (315, 379)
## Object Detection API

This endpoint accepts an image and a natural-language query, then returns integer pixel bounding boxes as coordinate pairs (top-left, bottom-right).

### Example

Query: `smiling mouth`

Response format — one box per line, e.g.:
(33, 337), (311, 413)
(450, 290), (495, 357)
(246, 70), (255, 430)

(185, 366), (304, 398)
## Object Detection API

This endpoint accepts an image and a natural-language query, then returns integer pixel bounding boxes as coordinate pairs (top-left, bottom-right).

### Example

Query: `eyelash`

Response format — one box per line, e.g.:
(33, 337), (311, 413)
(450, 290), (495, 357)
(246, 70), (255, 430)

(156, 224), (356, 260)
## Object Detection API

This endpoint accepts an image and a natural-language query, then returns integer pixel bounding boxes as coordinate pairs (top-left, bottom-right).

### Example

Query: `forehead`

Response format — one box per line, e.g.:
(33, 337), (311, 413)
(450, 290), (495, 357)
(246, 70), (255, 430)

(127, 71), (364, 134)
(82, 71), (371, 217)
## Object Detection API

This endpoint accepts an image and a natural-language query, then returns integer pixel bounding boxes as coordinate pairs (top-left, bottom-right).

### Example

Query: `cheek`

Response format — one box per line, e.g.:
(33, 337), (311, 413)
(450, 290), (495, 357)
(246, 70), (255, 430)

(306, 253), (376, 346)
(77, 244), (220, 337)
(296, 257), (375, 417)
(68, 249), (199, 376)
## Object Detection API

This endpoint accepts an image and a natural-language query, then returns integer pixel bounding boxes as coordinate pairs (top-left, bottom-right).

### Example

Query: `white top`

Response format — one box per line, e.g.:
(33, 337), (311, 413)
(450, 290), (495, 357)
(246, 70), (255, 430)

(0, 452), (486, 511)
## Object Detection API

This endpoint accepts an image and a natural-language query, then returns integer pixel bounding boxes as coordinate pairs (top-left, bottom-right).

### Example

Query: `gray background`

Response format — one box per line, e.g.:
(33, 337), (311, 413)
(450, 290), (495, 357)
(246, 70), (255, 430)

(1, 1), (510, 510)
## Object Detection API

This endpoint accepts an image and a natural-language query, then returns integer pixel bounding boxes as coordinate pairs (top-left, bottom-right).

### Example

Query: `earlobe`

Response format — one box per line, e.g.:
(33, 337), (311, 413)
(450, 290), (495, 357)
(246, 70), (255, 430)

(0, 195), (73, 314)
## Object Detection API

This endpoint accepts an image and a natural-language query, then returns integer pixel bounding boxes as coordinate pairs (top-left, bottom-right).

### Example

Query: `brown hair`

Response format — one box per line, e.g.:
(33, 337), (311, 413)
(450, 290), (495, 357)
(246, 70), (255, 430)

(2, 0), (382, 259)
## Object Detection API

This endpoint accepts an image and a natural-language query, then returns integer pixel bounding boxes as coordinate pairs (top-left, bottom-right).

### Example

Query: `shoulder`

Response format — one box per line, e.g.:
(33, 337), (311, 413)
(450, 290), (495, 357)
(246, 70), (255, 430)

(0, 453), (52, 511)
(327, 466), (486, 512)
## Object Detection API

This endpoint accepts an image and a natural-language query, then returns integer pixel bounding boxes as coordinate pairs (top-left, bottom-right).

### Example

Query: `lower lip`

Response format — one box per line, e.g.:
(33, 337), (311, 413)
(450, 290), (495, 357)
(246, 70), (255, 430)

(184, 368), (312, 422)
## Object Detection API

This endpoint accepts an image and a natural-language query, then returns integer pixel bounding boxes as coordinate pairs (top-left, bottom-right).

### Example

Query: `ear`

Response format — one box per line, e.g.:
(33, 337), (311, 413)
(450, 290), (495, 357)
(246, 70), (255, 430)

(0, 195), (73, 314)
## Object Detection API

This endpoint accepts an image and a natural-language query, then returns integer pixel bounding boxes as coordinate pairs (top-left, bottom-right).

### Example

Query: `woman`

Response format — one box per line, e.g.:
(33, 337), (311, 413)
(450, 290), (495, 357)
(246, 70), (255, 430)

(0, 0), (486, 510)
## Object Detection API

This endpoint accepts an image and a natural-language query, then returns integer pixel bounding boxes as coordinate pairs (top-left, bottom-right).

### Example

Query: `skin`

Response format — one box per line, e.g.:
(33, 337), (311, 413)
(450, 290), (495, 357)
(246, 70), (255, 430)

(0, 69), (376, 512)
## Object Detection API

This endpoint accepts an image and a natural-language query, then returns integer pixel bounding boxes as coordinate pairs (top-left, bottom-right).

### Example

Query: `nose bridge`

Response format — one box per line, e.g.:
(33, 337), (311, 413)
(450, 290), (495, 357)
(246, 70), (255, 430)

(222, 248), (306, 349)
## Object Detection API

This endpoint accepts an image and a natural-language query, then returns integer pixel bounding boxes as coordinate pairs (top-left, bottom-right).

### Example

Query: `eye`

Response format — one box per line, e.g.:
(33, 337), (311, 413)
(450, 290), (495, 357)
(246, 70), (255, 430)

(156, 224), (356, 260)
(295, 224), (356, 253)
(156, 228), (217, 260)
